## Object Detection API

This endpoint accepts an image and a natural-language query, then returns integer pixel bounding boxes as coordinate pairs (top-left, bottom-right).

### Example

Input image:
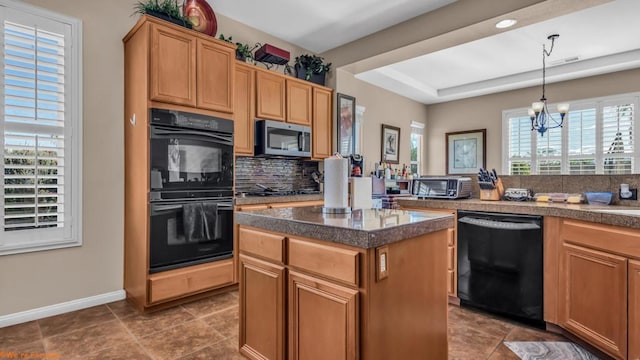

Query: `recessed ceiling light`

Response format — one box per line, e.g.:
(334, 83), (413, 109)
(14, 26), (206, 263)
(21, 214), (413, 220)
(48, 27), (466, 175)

(495, 19), (517, 29)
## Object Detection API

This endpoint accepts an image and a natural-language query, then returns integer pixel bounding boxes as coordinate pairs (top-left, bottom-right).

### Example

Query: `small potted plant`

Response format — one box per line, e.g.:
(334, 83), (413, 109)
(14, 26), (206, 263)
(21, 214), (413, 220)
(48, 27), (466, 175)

(133, 0), (192, 29)
(294, 54), (331, 86)
(219, 34), (254, 62)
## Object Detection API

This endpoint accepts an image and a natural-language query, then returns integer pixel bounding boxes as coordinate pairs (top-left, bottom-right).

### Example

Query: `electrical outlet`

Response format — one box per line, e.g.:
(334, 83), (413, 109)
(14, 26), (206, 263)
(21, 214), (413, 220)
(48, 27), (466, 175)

(376, 246), (389, 281)
(620, 188), (638, 200)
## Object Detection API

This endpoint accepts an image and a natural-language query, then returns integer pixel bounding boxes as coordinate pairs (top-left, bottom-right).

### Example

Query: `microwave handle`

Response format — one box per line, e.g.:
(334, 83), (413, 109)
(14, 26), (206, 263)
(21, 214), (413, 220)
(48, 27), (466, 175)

(299, 132), (305, 151)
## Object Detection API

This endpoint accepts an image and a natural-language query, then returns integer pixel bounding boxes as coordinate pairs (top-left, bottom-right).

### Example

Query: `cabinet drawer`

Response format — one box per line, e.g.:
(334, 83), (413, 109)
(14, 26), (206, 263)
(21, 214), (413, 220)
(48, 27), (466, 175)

(148, 260), (233, 303)
(288, 238), (359, 286)
(447, 246), (455, 271)
(239, 227), (285, 263)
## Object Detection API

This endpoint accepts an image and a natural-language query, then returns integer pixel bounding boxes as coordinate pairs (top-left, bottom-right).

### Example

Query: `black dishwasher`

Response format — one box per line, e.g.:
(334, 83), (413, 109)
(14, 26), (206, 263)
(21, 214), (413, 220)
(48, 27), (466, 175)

(457, 210), (543, 326)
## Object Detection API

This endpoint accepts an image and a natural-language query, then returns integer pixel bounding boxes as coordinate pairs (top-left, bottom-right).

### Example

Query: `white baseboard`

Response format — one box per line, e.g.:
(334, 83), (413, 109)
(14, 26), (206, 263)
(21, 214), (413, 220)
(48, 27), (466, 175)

(0, 290), (126, 328)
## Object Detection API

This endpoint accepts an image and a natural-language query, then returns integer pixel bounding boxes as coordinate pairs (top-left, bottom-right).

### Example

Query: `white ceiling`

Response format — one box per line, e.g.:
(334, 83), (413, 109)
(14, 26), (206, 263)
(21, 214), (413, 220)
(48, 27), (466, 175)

(356, 0), (640, 104)
(211, 0), (640, 105)
(210, 0), (457, 53)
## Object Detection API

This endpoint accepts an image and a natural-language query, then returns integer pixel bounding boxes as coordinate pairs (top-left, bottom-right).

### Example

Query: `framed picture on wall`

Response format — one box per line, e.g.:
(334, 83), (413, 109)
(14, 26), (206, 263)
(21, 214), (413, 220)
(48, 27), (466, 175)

(446, 129), (486, 174)
(337, 93), (356, 156)
(381, 124), (401, 164)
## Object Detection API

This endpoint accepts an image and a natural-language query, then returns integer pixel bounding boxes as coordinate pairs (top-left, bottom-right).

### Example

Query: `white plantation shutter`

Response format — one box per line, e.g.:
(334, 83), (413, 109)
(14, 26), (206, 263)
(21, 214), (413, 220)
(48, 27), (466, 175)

(0, 1), (82, 255)
(601, 100), (634, 174)
(502, 94), (639, 176)
(507, 116), (531, 175)
(567, 107), (596, 174)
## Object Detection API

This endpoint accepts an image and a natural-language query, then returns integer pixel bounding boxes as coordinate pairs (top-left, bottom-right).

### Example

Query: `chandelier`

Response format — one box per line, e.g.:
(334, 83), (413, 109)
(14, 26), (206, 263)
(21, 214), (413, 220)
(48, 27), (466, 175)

(529, 34), (569, 137)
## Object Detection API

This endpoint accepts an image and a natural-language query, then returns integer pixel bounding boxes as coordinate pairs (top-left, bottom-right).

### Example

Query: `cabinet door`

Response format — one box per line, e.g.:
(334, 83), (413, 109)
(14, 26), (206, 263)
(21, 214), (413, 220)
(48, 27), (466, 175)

(559, 243), (627, 359)
(239, 255), (285, 360)
(149, 24), (196, 106)
(630, 260), (640, 360)
(288, 270), (358, 360)
(312, 87), (332, 159)
(196, 39), (234, 113)
(256, 71), (286, 121)
(286, 80), (312, 126)
(234, 63), (255, 155)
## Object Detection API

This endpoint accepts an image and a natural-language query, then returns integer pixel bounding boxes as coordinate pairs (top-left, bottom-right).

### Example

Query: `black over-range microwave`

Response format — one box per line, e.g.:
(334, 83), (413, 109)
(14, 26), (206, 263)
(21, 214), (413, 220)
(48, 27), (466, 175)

(255, 119), (311, 157)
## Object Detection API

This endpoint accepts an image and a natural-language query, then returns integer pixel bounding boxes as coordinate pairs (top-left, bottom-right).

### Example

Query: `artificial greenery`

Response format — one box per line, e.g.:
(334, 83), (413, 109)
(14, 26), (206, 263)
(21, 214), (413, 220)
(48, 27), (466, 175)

(219, 34), (254, 61)
(294, 54), (332, 80)
(133, 0), (190, 24)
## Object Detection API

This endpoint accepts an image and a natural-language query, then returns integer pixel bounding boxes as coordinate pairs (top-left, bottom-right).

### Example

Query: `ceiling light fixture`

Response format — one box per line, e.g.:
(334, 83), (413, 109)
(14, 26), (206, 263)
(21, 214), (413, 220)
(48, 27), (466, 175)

(529, 34), (569, 137)
(495, 19), (517, 29)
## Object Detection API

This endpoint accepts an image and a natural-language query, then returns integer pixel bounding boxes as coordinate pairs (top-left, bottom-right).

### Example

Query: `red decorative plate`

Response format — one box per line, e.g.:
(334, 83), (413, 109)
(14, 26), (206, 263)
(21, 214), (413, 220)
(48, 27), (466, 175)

(183, 0), (217, 37)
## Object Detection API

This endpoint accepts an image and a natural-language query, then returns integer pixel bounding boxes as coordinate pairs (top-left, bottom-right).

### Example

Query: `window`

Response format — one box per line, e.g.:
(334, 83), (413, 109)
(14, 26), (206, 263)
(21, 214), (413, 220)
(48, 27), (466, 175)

(1, 0), (82, 255)
(503, 93), (639, 175)
(410, 121), (424, 176)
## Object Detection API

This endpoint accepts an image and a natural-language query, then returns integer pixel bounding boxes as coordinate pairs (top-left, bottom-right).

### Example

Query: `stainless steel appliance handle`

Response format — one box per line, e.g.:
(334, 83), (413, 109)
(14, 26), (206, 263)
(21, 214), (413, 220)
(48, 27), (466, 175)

(458, 216), (540, 230)
(152, 126), (233, 146)
(152, 202), (234, 212)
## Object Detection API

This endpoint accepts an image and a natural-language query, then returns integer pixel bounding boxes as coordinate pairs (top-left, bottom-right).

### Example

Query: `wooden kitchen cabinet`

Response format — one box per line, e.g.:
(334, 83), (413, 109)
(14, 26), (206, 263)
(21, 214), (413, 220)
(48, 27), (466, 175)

(239, 254), (285, 360)
(286, 79), (313, 126)
(149, 23), (196, 107)
(558, 243), (627, 359)
(312, 87), (333, 159)
(196, 39), (234, 113)
(288, 270), (358, 360)
(233, 62), (255, 155)
(124, 16), (238, 312)
(630, 260), (640, 360)
(148, 18), (235, 112)
(399, 207), (458, 299)
(256, 70), (286, 121)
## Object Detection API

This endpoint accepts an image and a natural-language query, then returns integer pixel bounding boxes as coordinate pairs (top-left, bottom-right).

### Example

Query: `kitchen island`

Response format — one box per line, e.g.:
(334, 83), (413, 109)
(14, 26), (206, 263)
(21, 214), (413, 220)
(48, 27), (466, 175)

(235, 206), (454, 360)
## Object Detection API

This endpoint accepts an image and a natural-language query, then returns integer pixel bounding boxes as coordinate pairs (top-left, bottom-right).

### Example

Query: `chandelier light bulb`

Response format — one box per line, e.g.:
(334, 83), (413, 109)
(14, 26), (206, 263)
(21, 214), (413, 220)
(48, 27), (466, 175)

(532, 102), (544, 113)
(557, 103), (570, 114)
(528, 108), (535, 118)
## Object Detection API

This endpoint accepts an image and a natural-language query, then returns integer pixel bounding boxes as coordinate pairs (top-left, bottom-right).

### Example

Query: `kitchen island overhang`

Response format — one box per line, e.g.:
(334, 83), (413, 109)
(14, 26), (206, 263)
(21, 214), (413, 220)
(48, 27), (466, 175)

(236, 206), (453, 360)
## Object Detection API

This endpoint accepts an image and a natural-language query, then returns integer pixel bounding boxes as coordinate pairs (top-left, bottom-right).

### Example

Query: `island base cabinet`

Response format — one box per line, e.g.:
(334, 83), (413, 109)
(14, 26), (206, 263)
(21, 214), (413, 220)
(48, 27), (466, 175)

(631, 260), (640, 360)
(288, 270), (358, 360)
(239, 255), (285, 360)
(559, 243), (628, 359)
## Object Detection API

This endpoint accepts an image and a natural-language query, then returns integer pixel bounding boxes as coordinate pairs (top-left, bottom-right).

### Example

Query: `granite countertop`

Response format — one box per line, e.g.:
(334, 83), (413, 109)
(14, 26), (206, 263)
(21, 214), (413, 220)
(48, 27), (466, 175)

(235, 193), (323, 205)
(235, 206), (454, 248)
(397, 198), (640, 229)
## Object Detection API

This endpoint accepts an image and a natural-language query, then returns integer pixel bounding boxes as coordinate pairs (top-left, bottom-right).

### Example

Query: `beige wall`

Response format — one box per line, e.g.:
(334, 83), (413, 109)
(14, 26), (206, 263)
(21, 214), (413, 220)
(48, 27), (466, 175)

(1, 1), (313, 316)
(336, 69), (428, 175)
(425, 68), (640, 175)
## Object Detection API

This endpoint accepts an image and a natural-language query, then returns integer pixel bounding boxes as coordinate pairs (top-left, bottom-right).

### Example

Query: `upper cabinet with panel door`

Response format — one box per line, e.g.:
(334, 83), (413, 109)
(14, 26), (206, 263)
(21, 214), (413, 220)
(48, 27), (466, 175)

(146, 16), (235, 113)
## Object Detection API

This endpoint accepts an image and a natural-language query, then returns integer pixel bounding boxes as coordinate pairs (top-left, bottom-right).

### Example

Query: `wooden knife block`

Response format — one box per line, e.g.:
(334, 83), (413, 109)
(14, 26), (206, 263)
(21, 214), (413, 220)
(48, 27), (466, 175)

(480, 178), (504, 201)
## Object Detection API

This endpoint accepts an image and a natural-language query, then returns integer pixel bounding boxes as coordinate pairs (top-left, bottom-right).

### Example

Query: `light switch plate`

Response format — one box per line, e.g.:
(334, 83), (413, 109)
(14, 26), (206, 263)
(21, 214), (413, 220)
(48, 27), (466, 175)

(376, 246), (389, 281)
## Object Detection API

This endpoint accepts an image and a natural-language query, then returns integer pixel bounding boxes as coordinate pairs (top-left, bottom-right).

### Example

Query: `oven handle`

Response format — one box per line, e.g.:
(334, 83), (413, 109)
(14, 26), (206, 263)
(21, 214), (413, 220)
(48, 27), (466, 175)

(151, 126), (233, 146)
(151, 202), (234, 213)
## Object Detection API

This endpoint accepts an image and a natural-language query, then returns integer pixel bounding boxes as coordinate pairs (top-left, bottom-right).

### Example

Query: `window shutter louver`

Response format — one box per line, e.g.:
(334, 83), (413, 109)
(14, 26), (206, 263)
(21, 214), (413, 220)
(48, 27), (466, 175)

(602, 102), (634, 174)
(2, 15), (69, 241)
(508, 116), (532, 175)
(567, 108), (596, 174)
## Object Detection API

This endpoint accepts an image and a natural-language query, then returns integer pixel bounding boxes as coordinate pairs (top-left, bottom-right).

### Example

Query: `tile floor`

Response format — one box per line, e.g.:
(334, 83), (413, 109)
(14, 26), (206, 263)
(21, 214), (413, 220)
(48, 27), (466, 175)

(1, 291), (575, 360)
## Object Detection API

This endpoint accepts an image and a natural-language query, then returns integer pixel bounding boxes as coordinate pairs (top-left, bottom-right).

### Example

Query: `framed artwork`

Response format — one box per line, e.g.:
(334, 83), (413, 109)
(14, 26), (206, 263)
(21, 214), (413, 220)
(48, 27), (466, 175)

(337, 93), (356, 156)
(446, 129), (486, 175)
(381, 124), (400, 164)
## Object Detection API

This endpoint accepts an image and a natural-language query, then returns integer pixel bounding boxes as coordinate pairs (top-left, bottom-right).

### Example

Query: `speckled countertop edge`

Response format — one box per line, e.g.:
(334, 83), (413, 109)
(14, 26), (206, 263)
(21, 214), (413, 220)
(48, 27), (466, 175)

(397, 198), (640, 229)
(235, 209), (454, 249)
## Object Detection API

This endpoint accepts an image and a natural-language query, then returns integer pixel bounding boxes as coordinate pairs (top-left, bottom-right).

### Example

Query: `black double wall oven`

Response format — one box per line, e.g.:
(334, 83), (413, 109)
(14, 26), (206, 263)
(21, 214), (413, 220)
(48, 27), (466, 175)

(148, 108), (234, 273)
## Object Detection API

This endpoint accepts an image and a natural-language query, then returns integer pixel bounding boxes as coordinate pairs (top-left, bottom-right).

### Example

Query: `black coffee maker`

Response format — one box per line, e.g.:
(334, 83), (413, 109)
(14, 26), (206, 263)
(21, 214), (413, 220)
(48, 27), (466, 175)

(350, 154), (363, 177)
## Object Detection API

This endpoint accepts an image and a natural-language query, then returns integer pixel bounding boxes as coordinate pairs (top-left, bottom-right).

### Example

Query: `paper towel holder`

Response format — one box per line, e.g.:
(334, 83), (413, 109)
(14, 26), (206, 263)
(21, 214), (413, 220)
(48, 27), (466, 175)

(322, 207), (352, 214)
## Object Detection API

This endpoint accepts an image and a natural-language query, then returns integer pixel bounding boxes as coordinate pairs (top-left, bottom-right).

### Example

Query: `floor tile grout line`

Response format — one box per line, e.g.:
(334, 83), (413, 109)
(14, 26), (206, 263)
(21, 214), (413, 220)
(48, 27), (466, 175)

(173, 319), (231, 360)
(107, 305), (158, 360)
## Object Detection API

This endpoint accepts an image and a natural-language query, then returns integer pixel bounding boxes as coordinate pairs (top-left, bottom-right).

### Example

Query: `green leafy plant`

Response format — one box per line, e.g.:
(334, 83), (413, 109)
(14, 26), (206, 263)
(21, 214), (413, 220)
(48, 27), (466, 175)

(294, 54), (332, 80)
(219, 34), (254, 61)
(133, 0), (190, 25)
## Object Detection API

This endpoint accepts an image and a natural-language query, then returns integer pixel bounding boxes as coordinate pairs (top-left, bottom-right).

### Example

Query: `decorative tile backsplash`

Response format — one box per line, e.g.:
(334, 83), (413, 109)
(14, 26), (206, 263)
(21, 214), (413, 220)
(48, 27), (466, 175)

(235, 157), (320, 193)
(472, 174), (640, 206)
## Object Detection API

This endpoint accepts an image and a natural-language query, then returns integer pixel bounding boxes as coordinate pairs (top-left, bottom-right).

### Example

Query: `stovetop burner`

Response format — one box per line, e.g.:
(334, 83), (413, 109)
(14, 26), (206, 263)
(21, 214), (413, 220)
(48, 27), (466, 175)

(239, 190), (321, 197)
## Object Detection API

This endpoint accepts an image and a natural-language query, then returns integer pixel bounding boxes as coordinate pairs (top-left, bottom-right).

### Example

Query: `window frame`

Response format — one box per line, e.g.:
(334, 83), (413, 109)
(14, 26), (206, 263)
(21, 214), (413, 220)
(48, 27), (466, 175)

(410, 121), (424, 176)
(502, 92), (640, 176)
(0, 0), (82, 255)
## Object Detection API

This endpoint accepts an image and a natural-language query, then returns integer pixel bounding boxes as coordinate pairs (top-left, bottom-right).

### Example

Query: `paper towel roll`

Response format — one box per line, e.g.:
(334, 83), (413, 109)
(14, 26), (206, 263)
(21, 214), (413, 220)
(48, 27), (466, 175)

(324, 158), (349, 209)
